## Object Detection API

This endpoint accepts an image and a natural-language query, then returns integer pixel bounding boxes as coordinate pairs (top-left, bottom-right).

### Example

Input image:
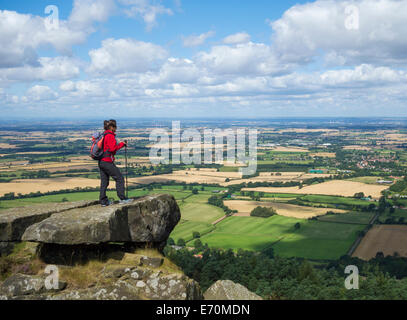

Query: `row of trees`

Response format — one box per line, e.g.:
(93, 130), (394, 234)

(207, 195), (235, 215)
(165, 246), (407, 299)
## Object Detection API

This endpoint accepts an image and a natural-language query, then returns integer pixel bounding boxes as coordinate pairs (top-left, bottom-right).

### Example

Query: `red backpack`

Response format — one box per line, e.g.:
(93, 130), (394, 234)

(90, 132), (112, 160)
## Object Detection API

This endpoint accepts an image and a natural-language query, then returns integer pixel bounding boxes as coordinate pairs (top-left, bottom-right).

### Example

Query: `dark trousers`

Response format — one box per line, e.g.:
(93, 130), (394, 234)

(98, 161), (126, 204)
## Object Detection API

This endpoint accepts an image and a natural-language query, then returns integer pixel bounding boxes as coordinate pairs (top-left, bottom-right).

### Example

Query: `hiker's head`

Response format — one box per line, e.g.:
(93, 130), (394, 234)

(105, 119), (117, 132)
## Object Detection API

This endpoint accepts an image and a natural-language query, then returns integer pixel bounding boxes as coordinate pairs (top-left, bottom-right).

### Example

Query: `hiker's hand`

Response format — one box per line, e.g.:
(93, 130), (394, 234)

(123, 140), (128, 147)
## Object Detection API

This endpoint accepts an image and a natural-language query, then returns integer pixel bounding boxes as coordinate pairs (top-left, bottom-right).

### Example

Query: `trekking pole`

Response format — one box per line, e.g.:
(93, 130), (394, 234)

(124, 140), (128, 199)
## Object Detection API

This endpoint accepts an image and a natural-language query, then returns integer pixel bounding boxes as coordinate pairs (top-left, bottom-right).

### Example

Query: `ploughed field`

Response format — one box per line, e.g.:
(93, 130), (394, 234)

(353, 225), (407, 260)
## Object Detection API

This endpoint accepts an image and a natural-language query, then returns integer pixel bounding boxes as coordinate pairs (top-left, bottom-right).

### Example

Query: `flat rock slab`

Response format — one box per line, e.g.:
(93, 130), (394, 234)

(204, 280), (263, 300)
(22, 194), (180, 245)
(0, 200), (99, 242)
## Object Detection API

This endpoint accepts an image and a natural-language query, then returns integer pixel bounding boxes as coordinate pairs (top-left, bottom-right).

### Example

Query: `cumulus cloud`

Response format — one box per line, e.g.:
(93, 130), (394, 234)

(3, 0), (407, 117)
(319, 64), (406, 87)
(119, 0), (173, 31)
(0, 0), (116, 69)
(196, 42), (291, 76)
(27, 85), (58, 101)
(183, 31), (215, 47)
(137, 57), (202, 86)
(69, 0), (116, 30)
(0, 57), (81, 83)
(269, 0), (407, 66)
(0, 10), (84, 68)
(59, 80), (76, 92)
(59, 80), (106, 97)
(222, 32), (250, 44)
(88, 38), (168, 75)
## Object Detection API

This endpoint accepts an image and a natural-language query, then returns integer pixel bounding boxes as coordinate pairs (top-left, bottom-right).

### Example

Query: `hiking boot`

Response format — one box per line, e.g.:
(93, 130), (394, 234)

(101, 200), (113, 207)
(119, 199), (133, 205)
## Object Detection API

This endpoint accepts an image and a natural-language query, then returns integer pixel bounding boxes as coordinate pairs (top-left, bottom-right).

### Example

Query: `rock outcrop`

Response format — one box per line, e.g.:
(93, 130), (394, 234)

(0, 195), (203, 301)
(204, 280), (263, 300)
(22, 195), (180, 248)
(0, 248), (202, 300)
(0, 200), (98, 242)
(0, 274), (67, 298)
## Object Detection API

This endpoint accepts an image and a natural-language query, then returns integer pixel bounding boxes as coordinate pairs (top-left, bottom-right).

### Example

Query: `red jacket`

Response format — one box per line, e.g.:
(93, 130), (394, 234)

(101, 130), (125, 163)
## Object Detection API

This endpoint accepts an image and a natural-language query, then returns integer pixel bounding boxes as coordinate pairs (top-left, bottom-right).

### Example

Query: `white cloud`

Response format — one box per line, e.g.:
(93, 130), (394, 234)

(119, 0), (173, 31)
(59, 80), (76, 92)
(71, 81), (106, 97)
(0, 57), (81, 83)
(0, 1), (116, 69)
(319, 64), (406, 86)
(3, 0), (407, 117)
(269, 0), (407, 66)
(222, 32), (250, 44)
(183, 31), (215, 47)
(34, 57), (81, 80)
(0, 10), (85, 68)
(27, 85), (58, 101)
(69, 0), (116, 30)
(0, 57), (81, 86)
(138, 57), (202, 86)
(196, 42), (290, 76)
(88, 38), (168, 75)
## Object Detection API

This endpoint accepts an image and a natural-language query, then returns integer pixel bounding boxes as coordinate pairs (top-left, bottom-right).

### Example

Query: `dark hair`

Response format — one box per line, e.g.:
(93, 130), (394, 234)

(104, 119), (117, 130)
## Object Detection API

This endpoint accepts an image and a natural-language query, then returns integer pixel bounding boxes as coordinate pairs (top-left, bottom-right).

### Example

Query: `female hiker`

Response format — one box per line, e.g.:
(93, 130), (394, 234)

(99, 119), (132, 207)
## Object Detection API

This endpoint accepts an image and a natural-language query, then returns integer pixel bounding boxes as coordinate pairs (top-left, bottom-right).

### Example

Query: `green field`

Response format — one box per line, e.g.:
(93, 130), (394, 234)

(257, 160), (313, 165)
(260, 193), (302, 199)
(378, 209), (407, 223)
(317, 211), (374, 225)
(275, 220), (364, 260)
(348, 176), (391, 185)
(170, 220), (215, 243)
(254, 193), (374, 207)
(199, 215), (364, 260)
(199, 216), (291, 251)
(170, 192), (226, 242)
(179, 202), (224, 223)
(299, 194), (374, 207)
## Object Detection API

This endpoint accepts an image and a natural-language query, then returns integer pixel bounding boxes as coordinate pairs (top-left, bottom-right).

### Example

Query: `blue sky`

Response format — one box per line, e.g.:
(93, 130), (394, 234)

(0, 0), (407, 119)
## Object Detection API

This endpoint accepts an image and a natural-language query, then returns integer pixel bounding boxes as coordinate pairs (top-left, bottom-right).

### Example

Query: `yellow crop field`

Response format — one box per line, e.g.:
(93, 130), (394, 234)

(0, 178), (100, 196)
(224, 200), (346, 219)
(242, 180), (388, 199)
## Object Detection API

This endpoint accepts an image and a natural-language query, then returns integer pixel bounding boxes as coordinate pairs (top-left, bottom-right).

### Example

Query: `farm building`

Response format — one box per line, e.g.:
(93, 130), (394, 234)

(309, 169), (327, 174)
